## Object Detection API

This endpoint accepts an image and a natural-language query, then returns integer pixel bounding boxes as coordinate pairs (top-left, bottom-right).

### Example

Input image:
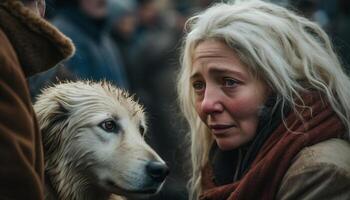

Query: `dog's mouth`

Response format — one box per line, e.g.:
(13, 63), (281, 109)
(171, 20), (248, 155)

(104, 179), (160, 196)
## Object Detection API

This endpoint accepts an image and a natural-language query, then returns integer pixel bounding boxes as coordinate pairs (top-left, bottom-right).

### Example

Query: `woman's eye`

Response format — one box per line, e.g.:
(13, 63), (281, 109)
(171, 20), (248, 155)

(223, 77), (238, 87)
(99, 120), (119, 133)
(192, 81), (205, 91)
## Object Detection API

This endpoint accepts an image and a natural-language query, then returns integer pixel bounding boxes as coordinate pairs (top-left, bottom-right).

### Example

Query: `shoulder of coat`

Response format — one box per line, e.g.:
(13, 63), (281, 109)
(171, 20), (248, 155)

(286, 138), (350, 177)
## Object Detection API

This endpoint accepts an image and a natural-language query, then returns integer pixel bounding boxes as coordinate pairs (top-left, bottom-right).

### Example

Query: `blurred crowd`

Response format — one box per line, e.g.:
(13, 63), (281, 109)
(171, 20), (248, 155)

(27, 0), (350, 199)
(290, 0), (350, 73)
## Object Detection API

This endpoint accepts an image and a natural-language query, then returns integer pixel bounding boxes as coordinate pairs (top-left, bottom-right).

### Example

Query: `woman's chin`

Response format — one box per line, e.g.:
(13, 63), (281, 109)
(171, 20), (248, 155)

(215, 136), (249, 151)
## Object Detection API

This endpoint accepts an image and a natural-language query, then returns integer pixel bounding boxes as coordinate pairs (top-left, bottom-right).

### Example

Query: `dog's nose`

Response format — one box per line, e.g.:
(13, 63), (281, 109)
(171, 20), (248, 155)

(146, 161), (169, 182)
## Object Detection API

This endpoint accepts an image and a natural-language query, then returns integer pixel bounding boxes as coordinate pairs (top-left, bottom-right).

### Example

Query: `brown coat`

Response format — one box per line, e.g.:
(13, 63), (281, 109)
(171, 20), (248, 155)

(277, 138), (350, 200)
(0, 0), (74, 199)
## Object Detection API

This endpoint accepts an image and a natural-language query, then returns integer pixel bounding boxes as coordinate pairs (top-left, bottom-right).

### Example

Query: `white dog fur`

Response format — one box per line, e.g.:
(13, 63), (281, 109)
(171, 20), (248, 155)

(34, 81), (168, 200)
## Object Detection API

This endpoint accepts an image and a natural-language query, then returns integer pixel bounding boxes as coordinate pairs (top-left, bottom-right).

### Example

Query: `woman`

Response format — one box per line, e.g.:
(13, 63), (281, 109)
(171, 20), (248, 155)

(177, 0), (350, 199)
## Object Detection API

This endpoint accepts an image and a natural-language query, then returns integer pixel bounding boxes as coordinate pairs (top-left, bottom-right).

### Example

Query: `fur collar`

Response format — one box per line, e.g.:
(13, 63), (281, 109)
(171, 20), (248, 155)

(0, 0), (75, 77)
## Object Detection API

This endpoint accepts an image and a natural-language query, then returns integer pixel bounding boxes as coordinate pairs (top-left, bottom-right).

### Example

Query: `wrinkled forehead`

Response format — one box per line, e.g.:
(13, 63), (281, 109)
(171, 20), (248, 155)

(190, 38), (261, 80)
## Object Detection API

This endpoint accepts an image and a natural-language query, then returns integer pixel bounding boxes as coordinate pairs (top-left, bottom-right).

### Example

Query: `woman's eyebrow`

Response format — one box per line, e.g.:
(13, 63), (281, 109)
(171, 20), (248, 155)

(190, 67), (247, 80)
(209, 68), (246, 80)
(190, 72), (201, 81)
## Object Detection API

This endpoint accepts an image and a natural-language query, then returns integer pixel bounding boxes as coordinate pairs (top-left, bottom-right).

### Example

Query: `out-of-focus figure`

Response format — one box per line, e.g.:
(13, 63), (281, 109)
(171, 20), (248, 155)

(331, 0), (350, 73)
(29, 0), (129, 99)
(53, 0), (128, 87)
(290, 0), (330, 28)
(108, 0), (137, 91)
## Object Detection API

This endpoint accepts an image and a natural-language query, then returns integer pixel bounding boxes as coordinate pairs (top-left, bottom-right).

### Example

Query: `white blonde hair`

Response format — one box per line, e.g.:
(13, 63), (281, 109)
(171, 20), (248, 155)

(177, 0), (350, 199)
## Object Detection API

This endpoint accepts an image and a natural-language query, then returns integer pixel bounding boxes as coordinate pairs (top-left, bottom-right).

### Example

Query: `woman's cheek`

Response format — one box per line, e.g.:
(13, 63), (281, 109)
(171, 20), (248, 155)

(227, 97), (262, 119)
(228, 97), (261, 137)
(194, 101), (206, 123)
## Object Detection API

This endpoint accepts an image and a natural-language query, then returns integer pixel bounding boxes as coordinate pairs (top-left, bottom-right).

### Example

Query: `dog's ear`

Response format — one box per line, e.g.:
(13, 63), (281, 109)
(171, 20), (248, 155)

(34, 96), (69, 161)
(34, 99), (69, 132)
(43, 102), (69, 132)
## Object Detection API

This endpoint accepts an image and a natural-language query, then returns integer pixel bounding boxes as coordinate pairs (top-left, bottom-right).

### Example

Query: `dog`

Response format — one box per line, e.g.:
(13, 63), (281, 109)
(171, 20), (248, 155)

(34, 81), (169, 200)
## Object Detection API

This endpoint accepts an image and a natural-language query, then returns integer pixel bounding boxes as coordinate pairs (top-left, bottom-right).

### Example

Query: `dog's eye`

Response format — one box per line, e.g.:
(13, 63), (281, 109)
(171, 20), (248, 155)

(99, 120), (119, 133)
(139, 125), (145, 135)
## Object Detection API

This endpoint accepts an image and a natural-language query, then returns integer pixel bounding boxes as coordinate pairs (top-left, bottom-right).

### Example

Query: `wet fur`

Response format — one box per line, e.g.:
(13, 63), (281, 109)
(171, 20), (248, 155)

(34, 81), (166, 200)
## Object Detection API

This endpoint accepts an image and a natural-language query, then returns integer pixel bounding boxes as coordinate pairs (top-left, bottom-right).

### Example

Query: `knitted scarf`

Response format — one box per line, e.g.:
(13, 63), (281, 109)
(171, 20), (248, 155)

(200, 93), (345, 200)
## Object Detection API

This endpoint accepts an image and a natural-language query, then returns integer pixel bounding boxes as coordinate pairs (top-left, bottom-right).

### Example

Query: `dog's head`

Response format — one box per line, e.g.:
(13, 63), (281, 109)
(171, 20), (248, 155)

(34, 81), (168, 198)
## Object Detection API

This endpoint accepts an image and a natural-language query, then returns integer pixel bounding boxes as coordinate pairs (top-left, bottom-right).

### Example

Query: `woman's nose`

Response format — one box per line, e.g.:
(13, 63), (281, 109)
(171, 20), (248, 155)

(201, 88), (223, 114)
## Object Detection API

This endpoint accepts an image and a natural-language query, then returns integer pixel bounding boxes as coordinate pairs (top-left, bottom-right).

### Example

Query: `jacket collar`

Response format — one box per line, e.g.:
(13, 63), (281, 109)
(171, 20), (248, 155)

(0, 0), (75, 77)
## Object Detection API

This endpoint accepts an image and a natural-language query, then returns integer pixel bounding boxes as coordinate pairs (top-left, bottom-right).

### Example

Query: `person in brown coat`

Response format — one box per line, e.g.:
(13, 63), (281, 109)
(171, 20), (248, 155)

(0, 0), (74, 199)
(177, 1), (350, 200)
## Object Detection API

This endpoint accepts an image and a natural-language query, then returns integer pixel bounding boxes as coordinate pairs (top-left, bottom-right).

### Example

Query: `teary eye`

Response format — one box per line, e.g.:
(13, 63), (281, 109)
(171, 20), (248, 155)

(223, 77), (239, 87)
(99, 120), (119, 133)
(192, 81), (205, 91)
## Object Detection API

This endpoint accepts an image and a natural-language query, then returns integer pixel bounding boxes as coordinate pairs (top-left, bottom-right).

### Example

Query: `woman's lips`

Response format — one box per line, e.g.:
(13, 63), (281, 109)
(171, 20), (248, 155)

(208, 124), (236, 135)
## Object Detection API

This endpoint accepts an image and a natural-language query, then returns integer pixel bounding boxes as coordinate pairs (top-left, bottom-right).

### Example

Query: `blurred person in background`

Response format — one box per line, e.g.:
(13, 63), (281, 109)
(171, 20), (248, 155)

(127, 0), (169, 99)
(0, 0), (74, 199)
(290, 0), (330, 29)
(108, 0), (137, 91)
(29, 0), (129, 99)
(331, 0), (350, 73)
(127, 0), (185, 112)
(288, 0), (350, 72)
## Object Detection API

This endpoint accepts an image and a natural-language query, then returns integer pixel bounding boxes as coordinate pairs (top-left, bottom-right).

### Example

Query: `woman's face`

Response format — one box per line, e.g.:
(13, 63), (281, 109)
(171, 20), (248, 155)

(191, 40), (269, 150)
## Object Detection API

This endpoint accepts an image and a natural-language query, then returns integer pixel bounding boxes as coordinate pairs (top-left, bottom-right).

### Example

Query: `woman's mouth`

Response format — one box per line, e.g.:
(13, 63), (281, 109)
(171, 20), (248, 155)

(208, 124), (236, 135)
